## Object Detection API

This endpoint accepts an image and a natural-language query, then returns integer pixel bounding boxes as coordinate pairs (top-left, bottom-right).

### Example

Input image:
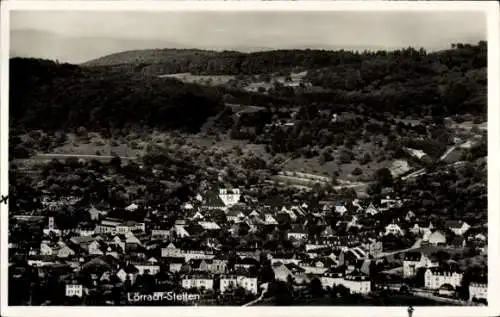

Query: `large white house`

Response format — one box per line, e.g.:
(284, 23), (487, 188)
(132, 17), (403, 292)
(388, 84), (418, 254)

(65, 284), (83, 298)
(469, 282), (487, 302)
(424, 267), (463, 289)
(220, 274), (258, 294)
(321, 271), (371, 294)
(403, 252), (438, 278)
(445, 220), (471, 236)
(219, 188), (241, 207)
(181, 274), (214, 291)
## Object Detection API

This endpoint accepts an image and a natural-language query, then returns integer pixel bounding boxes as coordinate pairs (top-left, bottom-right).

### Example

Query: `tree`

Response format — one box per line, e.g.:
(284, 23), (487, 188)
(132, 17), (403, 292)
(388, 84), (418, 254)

(110, 155), (122, 170)
(374, 167), (393, 187)
(308, 277), (324, 297)
(352, 167), (363, 176)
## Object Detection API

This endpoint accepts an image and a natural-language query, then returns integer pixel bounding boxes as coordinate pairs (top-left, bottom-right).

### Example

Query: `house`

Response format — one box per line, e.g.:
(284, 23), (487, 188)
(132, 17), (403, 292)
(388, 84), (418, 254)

(405, 148), (431, 162)
(280, 206), (298, 222)
(133, 262), (161, 275)
(203, 259), (228, 274)
(424, 267), (463, 289)
(65, 284), (84, 297)
(88, 240), (104, 256)
(27, 255), (59, 267)
(405, 211), (416, 221)
(191, 211), (205, 221)
(469, 282), (487, 302)
(167, 257), (185, 273)
(360, 238), (383, 257)
(365, 203), (379, 216)
(403, 252), (439, 278)
(272, 263), (294, 282)
(40, 241), (75, 259)
(384, 223), (404, 236)
(321, 226), (335, 238)
(181, 273), (214, 291)
(88, 206), (107, 221)
(151, 229), (171, 239)
(298, 260), (329, 275)
(426, 231), (447, 246)
(95, 218), (122, 234)
(220, 274), (258, 294)
(116, 264), (140, 285)
(124, 232), (142, 246)
(125, 203), (139, 212)
(42, 217), (61, 236)
(161, 243), (183, 258)
(320, 269), (371, 294)
(227, 209), (246, 223)
(342, 271), (371, 294)
(198, 221), (221, 231)
(203, 192), (227, 210)
(287, 230), (308, 241)
(335, 205), (348, 216)
(171, 225), (190, 238)
(445, 220), (471, 236)
(263, 214), (278, 226)
(235, 257), (259, 271)
(218, 188), (241, 207)
(321, 271), (344, 289)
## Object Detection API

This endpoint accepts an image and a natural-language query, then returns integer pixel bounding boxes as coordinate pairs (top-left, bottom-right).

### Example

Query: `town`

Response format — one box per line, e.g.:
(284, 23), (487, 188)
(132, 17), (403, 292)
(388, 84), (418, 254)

(9, 150), (488, 306)
(6, 10), (488, 307)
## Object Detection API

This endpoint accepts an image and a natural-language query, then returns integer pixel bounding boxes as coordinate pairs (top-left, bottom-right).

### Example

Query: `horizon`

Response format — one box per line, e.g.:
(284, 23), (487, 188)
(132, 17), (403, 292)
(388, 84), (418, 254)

(10, 11), (486, 64)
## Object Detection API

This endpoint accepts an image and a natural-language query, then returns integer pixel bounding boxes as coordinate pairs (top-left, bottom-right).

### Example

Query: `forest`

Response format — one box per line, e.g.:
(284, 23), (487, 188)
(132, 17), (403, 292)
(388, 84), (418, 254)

(10, 42), (486, 141)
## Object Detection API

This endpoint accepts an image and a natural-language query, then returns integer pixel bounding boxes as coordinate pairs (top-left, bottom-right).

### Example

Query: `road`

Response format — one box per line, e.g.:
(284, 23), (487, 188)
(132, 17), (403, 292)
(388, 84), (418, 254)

(385, 285), (472, 306)
(373, 239), (422, 259)
(242, 283), (268, 307)
(32, 153), (138, 161)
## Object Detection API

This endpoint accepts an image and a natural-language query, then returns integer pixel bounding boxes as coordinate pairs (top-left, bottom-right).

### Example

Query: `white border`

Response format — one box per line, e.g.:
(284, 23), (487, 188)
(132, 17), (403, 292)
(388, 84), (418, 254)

(1, 1), (499, 317)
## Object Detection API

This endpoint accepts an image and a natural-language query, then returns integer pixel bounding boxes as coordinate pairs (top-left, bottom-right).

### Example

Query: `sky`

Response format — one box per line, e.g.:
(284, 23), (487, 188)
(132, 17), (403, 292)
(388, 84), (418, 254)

(10, 10), (487, 64)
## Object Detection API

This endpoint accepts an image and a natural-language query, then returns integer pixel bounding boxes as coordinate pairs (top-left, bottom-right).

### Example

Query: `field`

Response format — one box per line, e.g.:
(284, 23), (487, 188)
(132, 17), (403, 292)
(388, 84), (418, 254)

(158, 73), (235, 86)
(281, 140), (395, 181)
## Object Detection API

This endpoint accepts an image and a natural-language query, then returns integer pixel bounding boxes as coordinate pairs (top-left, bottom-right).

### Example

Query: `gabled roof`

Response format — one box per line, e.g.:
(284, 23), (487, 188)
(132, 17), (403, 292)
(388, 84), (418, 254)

(445, 220), (468, 229)
(403, 252), (423, 262)
(125, 203), (139, 211)
(204, 192), (226, 207)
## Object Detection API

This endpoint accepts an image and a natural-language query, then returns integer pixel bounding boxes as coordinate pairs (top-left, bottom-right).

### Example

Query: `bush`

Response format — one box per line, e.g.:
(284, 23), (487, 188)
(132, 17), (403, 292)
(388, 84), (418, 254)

(352, 167), (363, 176)
(359, 153), (372, 165)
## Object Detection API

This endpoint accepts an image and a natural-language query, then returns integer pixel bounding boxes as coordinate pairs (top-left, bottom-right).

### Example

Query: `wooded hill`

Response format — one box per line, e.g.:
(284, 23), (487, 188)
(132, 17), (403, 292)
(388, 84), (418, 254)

(10, 42), (487, 136)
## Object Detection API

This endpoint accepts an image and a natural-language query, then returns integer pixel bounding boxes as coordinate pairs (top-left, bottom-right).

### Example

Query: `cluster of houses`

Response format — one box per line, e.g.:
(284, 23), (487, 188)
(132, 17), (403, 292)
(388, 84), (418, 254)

(9, 187), (488, 304)
(402, 251), (487, 302)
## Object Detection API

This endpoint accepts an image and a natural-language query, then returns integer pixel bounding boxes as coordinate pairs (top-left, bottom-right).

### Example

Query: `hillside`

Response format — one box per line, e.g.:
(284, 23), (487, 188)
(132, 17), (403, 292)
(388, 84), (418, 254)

(9, 58), (225, 133)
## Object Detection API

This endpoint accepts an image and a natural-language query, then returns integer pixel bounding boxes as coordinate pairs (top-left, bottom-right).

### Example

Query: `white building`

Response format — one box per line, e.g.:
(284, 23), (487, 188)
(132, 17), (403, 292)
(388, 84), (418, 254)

(321, 271), (371, 294)
(219, 188), (241, 207)
(385, 223), (404, 236)
(365, 203), (379, 216)
(287, 231), (308, 241)
(424, 267), (463, 289)
(342, 274), (371, 294)
(43, 217), (61, 236)
(320, 272), (344, 289)
(469, 282), (487, 302)
(403, 252), (438, 278)
(134, 263), (161, 275)
(220, 275), (258, 294)
(65, 284), (83, 298)
(425, 231), (447, 246)
(335, 205), (347, 216)
(181, 274), (214, 291)
(446, 220), (471, 236)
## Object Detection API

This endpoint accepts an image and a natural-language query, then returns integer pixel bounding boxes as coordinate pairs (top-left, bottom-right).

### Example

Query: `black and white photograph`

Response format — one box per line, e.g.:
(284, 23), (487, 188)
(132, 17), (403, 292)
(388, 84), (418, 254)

(1, 1), (498, 316)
